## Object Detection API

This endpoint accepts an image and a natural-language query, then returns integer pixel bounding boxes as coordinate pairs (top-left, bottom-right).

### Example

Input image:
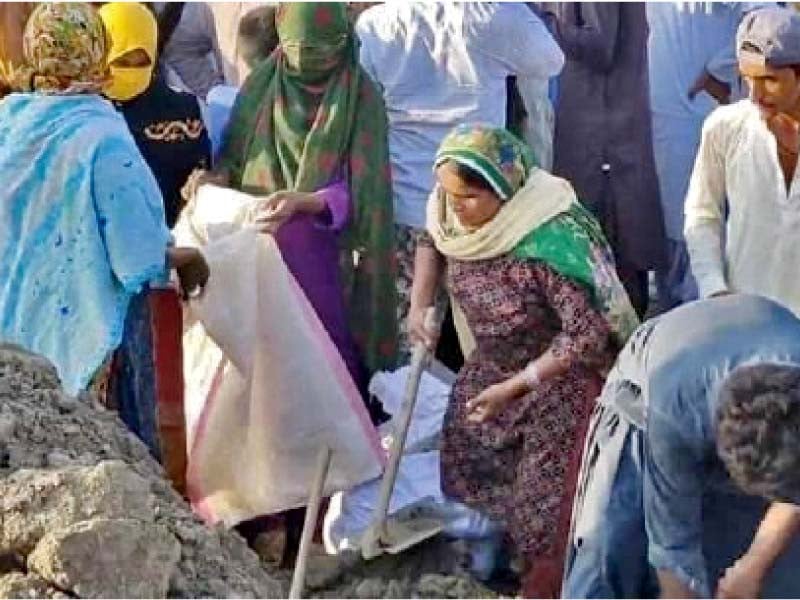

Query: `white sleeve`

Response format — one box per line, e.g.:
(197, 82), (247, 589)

(684, 113), (730, 298)
(354, 19), (381, 92)
(479, 5), (564, 79)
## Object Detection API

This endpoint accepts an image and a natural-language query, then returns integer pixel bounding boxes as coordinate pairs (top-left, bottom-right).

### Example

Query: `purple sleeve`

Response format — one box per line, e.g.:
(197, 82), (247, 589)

(313, 178), (351, 233)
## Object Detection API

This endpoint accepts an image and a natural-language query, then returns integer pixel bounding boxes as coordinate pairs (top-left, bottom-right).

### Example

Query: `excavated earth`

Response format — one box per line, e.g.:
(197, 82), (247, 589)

(0, 346), (499, 599)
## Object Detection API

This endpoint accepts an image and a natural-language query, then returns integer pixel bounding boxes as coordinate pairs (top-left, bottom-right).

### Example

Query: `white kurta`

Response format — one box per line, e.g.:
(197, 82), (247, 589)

(356, 2), (564, 229)
(685, 100), (800, 315)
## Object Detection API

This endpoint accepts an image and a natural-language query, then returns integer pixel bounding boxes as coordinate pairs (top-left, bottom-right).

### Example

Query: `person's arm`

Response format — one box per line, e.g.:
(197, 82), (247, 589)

(93, 137), (210, 298)
(312, 179), (350, 232)
(716, 503), (800, 598)
(691, 5), (765, 104)
(92, 141), (173, 293)
(695, 41), (736, 105)
(467, 263), (611, 423)
(547, 3), (620, 73)
(408, 234), (445, 350)
(251, 180), (350, 235)
(645, 402), (711, 598)
(684, 113), (730, 298)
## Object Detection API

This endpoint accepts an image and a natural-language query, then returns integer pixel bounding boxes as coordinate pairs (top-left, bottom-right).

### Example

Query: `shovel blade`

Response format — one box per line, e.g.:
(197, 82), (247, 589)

(380, 517), (444, 555)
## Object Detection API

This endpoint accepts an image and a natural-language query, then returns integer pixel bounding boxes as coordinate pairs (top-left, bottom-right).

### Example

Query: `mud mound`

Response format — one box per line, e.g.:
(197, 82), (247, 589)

(305, 538), (501, 599)
(0, 348), (281, 599)
(0, 347), (502, 599)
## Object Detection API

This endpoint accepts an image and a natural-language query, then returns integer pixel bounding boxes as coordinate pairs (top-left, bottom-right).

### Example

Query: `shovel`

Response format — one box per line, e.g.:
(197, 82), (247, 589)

(289, 445), (332, 599)
(360, 306), (446, 560)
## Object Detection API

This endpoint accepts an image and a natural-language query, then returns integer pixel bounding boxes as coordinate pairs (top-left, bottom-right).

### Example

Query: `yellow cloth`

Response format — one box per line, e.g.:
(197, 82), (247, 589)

(426, 167), (575, 261)
(98, 3), (157, 101)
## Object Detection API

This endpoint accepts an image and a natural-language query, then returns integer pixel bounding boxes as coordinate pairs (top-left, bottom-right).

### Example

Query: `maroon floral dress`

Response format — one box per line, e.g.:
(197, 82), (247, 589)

(439, 253), (615, 563)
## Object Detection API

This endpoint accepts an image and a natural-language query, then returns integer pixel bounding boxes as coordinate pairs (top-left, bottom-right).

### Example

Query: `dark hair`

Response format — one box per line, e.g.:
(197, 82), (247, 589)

(238, 5), (279, 67)
(716, 364), (800, 502)
(443, 161), (496, 195)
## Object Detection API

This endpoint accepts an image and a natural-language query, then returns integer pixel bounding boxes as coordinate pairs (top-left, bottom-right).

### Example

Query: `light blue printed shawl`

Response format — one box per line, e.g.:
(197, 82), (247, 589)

(0, 94), (171, 395)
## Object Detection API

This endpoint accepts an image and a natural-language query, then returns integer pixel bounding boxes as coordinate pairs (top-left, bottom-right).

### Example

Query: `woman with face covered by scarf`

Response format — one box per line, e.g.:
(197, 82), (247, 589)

(0, 3), (209, 491)
(185, 1), (396, 565)
(207, 3), (396, 394)
(409, 124), (638, 597)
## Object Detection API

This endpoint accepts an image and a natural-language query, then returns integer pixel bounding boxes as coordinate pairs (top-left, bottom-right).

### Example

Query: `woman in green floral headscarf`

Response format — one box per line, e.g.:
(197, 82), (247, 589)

(209, 2), (398, 395)
(409, 124), (637, 597)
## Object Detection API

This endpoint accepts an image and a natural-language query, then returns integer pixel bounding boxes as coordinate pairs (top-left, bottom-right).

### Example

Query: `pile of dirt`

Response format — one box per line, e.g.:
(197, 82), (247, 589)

(304, 539), (501, 599)
(0, 347), (281, 599)
(0, 347), (502, 599)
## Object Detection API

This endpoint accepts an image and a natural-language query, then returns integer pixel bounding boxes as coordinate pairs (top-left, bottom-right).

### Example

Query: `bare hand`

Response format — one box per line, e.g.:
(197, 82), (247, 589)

(181, 168), (230, 203)
(716, 556), (765, 599)
(466, 378), (525, 424)
(408, 304), (439, 351)
(253, 191), (322, 234)
(168, 247), (210, 300)
(689, 70), (731, 105)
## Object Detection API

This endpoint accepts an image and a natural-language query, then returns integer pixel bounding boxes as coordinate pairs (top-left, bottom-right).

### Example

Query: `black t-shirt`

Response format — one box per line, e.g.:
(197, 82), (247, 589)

(117, 73), (210, 228)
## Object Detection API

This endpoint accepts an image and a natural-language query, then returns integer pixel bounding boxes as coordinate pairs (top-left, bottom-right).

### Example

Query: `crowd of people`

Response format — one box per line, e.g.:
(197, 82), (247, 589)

(4, 2), (800, 599)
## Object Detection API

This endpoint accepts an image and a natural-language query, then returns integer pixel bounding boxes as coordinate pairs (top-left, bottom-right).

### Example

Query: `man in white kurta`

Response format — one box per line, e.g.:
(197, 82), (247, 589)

(685, 7), (800, 317)
(648, 2), (759, 311)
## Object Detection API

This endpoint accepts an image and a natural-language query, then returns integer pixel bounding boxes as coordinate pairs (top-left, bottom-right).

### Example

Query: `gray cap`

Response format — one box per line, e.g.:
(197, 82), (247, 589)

(737, 7), (800, 68)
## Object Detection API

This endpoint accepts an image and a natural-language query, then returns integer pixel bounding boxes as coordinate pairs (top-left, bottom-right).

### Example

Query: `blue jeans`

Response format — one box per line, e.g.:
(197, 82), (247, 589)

(562, 402), (657, 598)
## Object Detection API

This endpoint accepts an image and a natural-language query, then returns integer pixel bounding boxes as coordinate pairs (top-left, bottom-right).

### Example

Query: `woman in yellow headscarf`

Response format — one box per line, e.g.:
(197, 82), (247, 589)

(99, 2), (210, 228)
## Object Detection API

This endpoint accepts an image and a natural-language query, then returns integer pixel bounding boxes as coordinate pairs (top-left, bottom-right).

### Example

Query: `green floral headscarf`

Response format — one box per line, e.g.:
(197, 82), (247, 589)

(220, 3), (398, 374)
(432, 124), (639, 347)
(435, 124), (536, 200)
(22, 3), (108, 94)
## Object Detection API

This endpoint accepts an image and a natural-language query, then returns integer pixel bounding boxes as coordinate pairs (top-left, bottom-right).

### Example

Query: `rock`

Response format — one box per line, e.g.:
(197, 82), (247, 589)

(0, 572), (55, 598)
(383, 579), (406, 598)
(451, 577), (478, 598)
(27, 519), (181, 599)
(0, 347), (285, 599)
(418, 574), (456, 597)
(0, 345), (496, 600)
(355, 577), (386, 599)
(0, 461), (152, 555)
(251, 529), (286, 566)
(54, 396), (78, 414)
(5, 446), (45, 470)
(207, 577), (235, 598)
(0, 414), (17, 442)
(45, 451), (72, 468)
(305, 554), (345, 590)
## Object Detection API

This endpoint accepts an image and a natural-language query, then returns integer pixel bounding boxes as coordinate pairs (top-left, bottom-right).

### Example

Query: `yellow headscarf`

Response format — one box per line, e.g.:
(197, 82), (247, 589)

(98, 2), (157, 102)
